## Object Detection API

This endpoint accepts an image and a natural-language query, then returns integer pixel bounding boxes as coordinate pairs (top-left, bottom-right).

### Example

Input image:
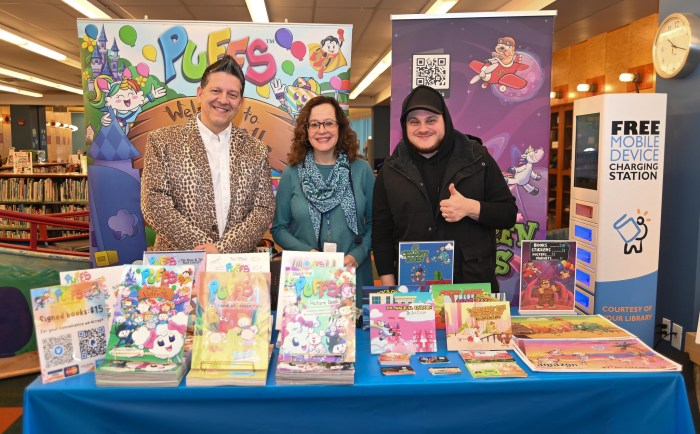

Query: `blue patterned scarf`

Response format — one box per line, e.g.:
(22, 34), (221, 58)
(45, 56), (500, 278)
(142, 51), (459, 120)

(299, 150), (359, 242)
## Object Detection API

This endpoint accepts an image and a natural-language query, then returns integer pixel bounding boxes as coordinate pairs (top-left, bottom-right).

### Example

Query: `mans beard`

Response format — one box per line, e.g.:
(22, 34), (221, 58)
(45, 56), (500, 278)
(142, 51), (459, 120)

(409, 139), (441, 155)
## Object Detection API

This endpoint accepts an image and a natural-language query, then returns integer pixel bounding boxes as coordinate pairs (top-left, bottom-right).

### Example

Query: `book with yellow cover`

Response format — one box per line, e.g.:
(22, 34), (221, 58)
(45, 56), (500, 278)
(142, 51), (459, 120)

(187, 271), (271, 386)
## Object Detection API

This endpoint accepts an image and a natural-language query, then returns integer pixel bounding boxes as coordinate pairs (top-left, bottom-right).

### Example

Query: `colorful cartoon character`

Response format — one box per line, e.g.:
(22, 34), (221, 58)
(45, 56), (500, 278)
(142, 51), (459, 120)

(504, 146), (545, 195)
(90, 65), (165, 134)
(523, 261), (541, 279)
(535, 278), (560, 309)
(469, 36), (528, 92)
(33, 291), (51, 310)
(269, 77), (320, 117)
(147, 323), (185, 363)
(431, 247), (452, 265)
(115, 323), (135, 347)
(372, 320), (395, 341)
(308, 29), (347, 78)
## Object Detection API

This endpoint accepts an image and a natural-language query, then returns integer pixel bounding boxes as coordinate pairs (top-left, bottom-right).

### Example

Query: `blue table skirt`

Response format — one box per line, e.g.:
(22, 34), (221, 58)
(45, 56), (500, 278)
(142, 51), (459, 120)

(24, 329), (695, 434)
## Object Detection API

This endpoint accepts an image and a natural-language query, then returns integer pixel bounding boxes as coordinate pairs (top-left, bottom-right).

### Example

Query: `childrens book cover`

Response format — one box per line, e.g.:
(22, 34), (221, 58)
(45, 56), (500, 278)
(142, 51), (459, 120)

(519, 240), (576, 314)
(188, 272), (271, 383)
(398, 241), (454, 285)
(445, 300), (513, 351)
(59, 265), (125, 325)
(205, 252), (270, 273)
(431, 283), (492, 329)
(104, 265), (193, 365)
(465, 361), (528, 378)
(143, 251), (206, 326)
(31, 281), (109, 383)
(369, 293), (436, 354)
(511, 314), (634, 340)
(514, 337), (682, 372)
(360, 285), (424, 330)
(275, 251), (343, 330)
(13, 150), (33, 174)
(277, 266), (356, 362)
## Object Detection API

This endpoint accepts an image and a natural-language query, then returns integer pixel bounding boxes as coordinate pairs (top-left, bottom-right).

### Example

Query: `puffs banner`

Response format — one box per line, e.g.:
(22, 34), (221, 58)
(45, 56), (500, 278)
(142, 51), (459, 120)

(77, 20), (352, 265)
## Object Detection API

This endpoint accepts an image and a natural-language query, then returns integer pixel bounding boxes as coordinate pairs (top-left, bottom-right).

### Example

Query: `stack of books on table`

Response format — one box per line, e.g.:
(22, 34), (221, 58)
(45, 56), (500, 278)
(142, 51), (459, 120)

(95, 264), (195, 387)
(276, 354), (355, 385)
(186, 271), (273, 386)
(95, 355), (191, 387)
(275, 264), (357, 385)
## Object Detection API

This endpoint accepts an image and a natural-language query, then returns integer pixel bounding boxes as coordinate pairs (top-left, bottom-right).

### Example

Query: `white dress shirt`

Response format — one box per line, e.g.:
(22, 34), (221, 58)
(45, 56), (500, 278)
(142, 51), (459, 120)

(197, 115), (231, 238)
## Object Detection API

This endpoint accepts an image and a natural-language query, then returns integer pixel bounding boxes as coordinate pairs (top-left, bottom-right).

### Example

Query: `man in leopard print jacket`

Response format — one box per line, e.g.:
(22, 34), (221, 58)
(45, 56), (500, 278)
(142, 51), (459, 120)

(141, 55), (274, 254)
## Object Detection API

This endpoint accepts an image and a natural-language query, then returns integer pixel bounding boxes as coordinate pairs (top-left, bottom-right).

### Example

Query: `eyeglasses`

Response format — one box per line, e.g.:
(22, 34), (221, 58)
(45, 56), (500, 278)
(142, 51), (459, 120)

(307, 120), (339, 131)
(497, 38), (514, 47)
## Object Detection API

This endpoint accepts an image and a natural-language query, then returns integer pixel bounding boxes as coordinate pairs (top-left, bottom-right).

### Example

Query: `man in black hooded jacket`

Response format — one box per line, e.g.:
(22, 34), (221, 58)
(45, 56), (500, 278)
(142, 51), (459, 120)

(372, 85), (517, 291)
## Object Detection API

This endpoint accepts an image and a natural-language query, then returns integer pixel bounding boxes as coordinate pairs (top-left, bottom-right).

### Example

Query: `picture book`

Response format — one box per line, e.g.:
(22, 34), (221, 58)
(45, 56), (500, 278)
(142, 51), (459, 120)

(511, 314), (634, 340)
(519, 240), (576, 314)
(360, 285), (424, 329)
(205, 252), (270, 273)
(431, 283), (492, 329)
(378, 352), (411, 366)
(31, 281), (109, 383)
(465, 362), (528, 378)
(143, 251), (206, 327)
(369, 293), (436, 354)
(274, 250), (343, 330)
(398, 240), (454, 285)
(188, 272), (271, 385)
(459, 350), (514, 363)
(59, 265), (125, 325)
(445, 300), (513, 351)
(104, 265), (193, 365)
(514, 337), (682, 372)
(13, 150), (32, 174)
(277, 265), (356, 362)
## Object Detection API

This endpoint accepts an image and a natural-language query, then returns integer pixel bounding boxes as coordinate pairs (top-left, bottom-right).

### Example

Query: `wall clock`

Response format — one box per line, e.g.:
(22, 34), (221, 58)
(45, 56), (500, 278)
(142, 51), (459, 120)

(652, 12), (700, 79)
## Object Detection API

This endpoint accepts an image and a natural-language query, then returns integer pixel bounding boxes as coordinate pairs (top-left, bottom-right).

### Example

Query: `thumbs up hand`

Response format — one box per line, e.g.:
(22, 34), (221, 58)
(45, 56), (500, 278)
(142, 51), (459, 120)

(439, 183), (481, 222)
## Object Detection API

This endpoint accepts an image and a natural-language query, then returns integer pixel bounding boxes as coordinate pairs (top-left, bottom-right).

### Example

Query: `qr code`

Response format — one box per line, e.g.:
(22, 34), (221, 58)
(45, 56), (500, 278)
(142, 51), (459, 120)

(42, 334), (74, 368)
(413, 54), (450, 89)
(78, 326), (107, 360)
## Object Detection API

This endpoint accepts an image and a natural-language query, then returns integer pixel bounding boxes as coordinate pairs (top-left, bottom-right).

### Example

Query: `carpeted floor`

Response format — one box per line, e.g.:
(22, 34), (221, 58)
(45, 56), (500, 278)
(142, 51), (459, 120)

(0, 374), (35, 434)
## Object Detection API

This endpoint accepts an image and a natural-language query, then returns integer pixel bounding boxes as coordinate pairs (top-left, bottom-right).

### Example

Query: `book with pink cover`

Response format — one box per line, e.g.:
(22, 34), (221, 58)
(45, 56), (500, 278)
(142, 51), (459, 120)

(369, 294), (436, 354)
(444, 300), (513, 351)
(518, 240), (576, 314)
(511, 314), (634, 340)
(514, 337), (681, 372)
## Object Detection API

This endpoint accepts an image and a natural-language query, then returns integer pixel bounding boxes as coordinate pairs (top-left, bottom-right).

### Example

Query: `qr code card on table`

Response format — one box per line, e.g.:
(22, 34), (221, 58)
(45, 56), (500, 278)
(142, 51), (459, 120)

(31, 282), (109, 383)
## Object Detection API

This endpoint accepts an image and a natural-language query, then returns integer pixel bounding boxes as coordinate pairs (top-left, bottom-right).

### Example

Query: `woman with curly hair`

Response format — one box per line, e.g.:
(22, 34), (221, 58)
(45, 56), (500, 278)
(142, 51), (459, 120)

(271, 96), (375, 303)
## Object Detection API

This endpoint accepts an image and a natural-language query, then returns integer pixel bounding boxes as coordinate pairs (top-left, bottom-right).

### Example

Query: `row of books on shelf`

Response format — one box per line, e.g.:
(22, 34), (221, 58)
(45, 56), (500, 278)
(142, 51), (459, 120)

(29, 247), (681, 389)
(0, 177), (88, 202)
